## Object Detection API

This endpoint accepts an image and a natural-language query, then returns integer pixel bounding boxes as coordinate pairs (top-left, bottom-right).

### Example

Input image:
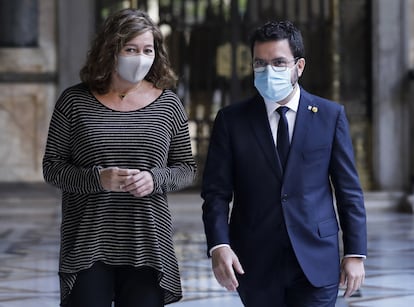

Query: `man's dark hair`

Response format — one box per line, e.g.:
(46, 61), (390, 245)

(249, 21), (305, 59)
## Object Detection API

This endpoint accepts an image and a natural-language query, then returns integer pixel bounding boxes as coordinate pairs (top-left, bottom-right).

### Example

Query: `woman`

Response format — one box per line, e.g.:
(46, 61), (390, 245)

(43, 9), (196, 307)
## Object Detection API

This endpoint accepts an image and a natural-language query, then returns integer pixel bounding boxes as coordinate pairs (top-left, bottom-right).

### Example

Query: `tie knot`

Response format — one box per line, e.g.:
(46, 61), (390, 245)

(277, 106), (289, 116)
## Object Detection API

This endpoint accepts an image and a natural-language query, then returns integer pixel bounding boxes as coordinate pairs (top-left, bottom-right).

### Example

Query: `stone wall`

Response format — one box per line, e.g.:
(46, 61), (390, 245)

(410, 0), (414, 67)
(409, 0), (414, 193)
(0, 0), (56, 182)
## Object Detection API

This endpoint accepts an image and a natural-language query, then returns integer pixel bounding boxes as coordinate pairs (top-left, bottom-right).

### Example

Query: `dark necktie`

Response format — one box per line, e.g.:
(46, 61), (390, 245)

(277, 106), (290, 170)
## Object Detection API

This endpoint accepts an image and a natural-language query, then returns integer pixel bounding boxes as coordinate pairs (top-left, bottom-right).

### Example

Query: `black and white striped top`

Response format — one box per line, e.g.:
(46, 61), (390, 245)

(43, 83), (197, 306)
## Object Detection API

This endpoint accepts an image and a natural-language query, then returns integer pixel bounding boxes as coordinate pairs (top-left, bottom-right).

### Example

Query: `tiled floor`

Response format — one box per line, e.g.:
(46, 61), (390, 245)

(0, 185), (413, 306)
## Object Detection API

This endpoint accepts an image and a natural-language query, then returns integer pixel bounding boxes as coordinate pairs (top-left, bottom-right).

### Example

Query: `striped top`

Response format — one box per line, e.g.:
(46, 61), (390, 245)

(43, 83), (196, 306)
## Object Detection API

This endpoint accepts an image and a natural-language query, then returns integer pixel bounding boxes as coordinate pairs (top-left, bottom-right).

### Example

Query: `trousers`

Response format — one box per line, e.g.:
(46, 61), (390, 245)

(68, 262), (164, 307)
(236, 224), (339, 307)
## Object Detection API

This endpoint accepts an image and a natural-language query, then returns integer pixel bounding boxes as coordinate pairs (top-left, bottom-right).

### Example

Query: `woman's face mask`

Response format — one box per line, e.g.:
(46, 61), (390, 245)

(116, 54), (154, 84)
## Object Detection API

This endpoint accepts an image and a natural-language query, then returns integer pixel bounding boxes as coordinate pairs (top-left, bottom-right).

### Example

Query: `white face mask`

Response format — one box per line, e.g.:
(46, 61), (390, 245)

(116, 54), (154, 84)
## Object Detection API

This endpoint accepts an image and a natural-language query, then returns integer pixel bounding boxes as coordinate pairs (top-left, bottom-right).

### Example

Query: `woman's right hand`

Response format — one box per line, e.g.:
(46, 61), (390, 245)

(99, 167), (139, 192)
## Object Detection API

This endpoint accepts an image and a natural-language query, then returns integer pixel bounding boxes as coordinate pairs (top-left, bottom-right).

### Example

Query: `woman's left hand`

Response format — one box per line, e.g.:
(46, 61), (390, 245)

(120, 170), (154, 197)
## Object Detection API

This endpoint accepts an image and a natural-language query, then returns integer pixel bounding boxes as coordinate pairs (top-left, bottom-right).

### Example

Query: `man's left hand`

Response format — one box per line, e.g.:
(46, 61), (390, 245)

(340, 257), (365, 297)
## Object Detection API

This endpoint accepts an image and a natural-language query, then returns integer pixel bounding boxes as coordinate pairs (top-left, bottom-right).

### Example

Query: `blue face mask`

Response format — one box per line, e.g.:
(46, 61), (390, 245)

(254, 66), (294, 102)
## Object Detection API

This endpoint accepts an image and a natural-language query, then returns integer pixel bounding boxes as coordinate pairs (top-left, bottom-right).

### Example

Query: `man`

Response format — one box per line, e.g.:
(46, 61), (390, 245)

(201, 21), (366, 307)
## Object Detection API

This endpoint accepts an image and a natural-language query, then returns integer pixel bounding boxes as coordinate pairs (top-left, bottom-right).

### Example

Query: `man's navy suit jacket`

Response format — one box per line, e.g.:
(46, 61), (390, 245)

(201, 88), (367, 287)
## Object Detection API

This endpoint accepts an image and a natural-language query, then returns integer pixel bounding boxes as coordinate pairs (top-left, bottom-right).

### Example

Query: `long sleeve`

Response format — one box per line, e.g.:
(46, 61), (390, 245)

(43, 94), (104, 194)
(201, 110), (233, 251)
(151, 101), (197, 194)
(330, 106), (367, 256)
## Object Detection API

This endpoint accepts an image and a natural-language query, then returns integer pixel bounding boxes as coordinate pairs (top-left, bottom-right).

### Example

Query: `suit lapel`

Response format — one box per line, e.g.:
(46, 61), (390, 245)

(248, 96), (283, 180)
(286, 90), (316, 171)
(247, 90), (318, 181)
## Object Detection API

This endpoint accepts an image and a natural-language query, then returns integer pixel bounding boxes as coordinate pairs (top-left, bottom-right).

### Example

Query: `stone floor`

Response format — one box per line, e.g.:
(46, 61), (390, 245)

(0, 184), (413, 306)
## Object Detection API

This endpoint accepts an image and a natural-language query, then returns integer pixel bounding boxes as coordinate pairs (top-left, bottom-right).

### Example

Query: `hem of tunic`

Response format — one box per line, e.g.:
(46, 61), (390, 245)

(59, 263), (183, 306)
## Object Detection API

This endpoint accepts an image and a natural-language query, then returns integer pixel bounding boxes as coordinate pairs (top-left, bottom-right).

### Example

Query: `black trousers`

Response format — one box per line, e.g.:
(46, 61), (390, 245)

(68, 262), (164, 307)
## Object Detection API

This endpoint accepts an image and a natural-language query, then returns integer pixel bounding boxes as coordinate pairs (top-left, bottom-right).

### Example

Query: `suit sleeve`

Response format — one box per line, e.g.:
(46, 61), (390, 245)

(329, 106), (367, 256)
(201, 110), (234, 253)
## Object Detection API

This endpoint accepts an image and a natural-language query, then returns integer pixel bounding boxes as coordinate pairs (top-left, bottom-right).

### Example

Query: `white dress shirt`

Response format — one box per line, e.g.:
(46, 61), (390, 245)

(263, 85), (300, 145)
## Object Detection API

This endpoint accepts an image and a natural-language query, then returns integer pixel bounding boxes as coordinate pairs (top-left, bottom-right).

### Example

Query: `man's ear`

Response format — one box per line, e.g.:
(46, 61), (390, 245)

(297, 58), (306, 77)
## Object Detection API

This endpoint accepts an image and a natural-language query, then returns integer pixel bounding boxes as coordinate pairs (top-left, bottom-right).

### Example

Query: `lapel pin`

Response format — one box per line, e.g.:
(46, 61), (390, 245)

(308, 105), (318, 113)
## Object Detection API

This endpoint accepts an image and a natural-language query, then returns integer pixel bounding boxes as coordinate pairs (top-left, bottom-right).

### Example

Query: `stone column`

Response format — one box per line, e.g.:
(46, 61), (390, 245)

(58, 0), (96, 93)
(0, 0), (57, 182)
(0, 0), (38, 47)
(371, 0), (411, 191)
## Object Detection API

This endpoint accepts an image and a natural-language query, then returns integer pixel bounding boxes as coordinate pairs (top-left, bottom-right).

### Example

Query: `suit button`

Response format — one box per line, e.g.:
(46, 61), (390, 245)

(282, 194), (288, 202)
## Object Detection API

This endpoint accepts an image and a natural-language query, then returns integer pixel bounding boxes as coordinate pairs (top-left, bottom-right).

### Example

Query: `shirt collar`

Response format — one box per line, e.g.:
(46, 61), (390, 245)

(263, 85), (300, 117)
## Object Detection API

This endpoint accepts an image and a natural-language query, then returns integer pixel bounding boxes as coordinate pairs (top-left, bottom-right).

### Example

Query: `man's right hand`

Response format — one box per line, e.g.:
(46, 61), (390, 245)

(211, 246), (245, 291)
